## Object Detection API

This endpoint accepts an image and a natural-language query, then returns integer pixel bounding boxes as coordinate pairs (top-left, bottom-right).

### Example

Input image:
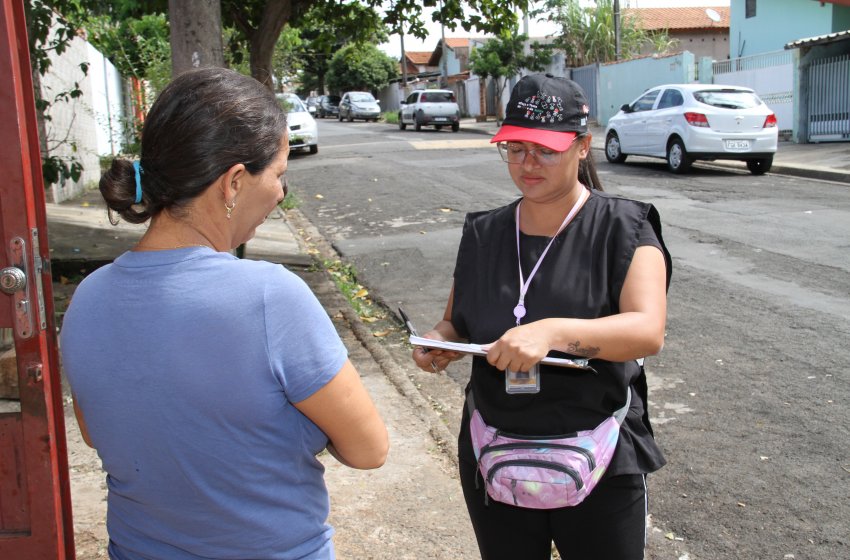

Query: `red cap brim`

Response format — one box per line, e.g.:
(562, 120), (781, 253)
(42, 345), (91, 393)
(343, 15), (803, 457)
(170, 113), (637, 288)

(490, 125), (578, 152)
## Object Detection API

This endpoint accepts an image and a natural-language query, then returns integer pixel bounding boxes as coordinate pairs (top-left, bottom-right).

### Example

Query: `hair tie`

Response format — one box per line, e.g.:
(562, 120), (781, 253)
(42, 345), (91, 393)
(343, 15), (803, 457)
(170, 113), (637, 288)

(133, 160), (143, 204)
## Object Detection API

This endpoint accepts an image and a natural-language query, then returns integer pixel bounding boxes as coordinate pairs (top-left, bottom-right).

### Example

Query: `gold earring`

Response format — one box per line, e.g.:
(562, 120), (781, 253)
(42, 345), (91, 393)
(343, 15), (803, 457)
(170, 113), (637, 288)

(225, 200), (236, 219)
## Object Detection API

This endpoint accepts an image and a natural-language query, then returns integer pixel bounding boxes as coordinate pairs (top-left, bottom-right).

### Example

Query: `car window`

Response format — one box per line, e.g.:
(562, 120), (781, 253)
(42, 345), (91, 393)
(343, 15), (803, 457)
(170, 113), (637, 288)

(277, 94), (306, 114)
(326, 95), (340, 104)
(632, 90), (660, 112)
(350, 93), (375, 102)
(421, 91), (455, 103)
(406, 93), (418, 104)
(657, 89), (684, 109)
(693, 89), (763, 109)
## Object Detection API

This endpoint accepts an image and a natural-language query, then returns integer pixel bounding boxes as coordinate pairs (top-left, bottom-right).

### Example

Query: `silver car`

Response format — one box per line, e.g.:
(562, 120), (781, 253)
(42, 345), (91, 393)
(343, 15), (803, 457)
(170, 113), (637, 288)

(338, 91), (381, 122)
(604, 84), (778, 175)
(398, 89), (461, 132)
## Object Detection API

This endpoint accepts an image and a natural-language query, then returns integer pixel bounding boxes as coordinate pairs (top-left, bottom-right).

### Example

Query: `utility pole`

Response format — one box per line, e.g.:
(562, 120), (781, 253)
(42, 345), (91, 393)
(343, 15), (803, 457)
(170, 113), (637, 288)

(400, 30), (408, 96)
(439, 0), (448, 88)
(614, 0), (621, 61)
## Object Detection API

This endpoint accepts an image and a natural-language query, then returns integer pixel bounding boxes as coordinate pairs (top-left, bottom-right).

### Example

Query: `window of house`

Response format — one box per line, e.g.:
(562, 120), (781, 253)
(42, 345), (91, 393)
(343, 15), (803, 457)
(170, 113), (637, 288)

(745, 0), (756, 18)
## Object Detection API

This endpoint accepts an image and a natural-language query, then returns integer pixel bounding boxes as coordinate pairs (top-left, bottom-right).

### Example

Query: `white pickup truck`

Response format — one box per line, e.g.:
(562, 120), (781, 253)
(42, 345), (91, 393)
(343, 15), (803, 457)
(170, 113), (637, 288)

(398, 89), (461, 132)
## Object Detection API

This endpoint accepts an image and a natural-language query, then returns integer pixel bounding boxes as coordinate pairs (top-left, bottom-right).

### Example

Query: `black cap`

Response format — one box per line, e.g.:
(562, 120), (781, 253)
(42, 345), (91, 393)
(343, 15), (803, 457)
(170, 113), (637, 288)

(495, 73), (590, 144)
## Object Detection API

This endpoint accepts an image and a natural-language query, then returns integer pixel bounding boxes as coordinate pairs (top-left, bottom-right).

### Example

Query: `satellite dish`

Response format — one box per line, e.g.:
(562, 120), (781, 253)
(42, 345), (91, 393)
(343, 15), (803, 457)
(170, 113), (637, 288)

(706, 8), (722, 23)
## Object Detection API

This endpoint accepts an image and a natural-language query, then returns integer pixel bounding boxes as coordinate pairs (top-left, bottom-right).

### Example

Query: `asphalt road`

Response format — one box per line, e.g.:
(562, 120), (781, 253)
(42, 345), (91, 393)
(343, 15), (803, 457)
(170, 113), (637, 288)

(289, 118), (850, 559)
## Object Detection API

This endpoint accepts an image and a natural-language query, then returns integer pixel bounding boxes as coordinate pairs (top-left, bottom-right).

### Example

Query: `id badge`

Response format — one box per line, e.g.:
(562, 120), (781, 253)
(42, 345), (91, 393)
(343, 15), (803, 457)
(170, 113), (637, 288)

(505, 363), (540, 394)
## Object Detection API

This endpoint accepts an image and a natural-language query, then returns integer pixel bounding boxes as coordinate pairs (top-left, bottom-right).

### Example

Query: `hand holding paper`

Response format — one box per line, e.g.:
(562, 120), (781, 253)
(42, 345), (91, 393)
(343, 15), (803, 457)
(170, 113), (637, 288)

(408, 336), (595, 371)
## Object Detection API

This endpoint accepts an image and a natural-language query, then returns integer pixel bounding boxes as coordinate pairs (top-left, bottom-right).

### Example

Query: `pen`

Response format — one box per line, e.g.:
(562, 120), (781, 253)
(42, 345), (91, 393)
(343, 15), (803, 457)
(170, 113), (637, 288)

(398, 307), (439, 373)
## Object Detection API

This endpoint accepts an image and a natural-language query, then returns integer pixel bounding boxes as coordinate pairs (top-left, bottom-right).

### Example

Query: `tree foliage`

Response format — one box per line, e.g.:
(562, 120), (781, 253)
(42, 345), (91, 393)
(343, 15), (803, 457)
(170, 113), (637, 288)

(79, 13), (171, 94)
(294, 2), (389, 95)
(536, 0), (674, 67)
(468, 30), (551, 121)
(326, 43), (398, 94)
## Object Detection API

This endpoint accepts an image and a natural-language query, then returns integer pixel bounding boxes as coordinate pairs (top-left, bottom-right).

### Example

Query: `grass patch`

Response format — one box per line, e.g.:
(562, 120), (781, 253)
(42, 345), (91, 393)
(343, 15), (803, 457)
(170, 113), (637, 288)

(323, 259), (384, 323)
(382, 111), (398, 124)
(280, 190), (301, 210)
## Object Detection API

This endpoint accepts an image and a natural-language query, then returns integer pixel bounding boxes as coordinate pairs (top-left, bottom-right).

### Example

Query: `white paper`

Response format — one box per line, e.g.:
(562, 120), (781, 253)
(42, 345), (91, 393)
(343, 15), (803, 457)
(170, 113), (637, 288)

(409, 336), (594, 371)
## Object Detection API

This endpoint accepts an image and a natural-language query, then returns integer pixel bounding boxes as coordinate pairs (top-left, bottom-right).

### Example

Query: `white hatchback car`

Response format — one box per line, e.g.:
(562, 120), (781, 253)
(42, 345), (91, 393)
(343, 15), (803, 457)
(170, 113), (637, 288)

(604, 84), (778, 175)
(276, 93), (318, 155)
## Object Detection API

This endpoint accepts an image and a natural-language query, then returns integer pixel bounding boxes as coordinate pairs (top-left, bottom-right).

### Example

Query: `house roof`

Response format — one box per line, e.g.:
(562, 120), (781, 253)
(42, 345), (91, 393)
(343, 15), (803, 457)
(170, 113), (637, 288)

(405, 51), (432, 65)
(428, 38), (470, 65)
(624, 7), (730, 30)
(445, 38), (469, 48)
(785, 29), (850, 49)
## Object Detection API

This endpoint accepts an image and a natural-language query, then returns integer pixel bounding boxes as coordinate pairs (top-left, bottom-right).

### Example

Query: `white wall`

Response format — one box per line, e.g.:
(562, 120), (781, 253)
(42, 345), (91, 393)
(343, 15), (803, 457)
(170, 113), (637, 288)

(40, 25), (126, 202)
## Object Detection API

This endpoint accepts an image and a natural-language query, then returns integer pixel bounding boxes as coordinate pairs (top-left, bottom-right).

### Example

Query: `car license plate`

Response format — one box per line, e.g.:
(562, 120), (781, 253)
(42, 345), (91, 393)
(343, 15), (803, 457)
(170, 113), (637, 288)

(434, 117), (448, 122)
(725, 139), (750, 151)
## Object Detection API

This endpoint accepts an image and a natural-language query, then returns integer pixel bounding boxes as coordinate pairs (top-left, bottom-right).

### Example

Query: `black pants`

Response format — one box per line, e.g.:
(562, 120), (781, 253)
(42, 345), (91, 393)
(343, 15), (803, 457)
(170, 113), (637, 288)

(459, 427), (648, 560)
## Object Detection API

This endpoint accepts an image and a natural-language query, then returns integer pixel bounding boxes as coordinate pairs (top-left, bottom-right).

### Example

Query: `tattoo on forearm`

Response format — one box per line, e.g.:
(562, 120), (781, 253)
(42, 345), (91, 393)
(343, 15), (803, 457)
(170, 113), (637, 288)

(566, 340), (600, 358)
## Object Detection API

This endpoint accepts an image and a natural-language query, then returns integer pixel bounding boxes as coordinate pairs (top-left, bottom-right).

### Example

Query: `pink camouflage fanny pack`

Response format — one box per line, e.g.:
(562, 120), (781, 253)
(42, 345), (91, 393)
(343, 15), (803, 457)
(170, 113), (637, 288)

(468, 387), (631, 509)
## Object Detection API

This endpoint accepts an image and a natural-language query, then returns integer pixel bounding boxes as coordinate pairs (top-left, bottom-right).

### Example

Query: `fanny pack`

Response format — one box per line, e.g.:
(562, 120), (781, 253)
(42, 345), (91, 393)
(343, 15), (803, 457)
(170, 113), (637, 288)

(467, 387), (631, 509)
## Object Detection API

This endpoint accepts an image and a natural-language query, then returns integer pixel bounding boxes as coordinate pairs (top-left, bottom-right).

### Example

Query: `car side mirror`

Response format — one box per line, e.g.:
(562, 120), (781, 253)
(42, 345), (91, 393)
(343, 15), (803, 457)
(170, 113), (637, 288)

(620, 103), (632, 113)
(376, 100), (380, 104)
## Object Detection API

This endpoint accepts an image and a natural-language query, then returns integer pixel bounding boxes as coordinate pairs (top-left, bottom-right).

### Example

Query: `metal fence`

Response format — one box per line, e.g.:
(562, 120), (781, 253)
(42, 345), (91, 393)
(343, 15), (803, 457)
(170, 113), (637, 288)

(807, 53), (850, 142)
(713, 49), (794, 133)
(569, 63), (599, 122)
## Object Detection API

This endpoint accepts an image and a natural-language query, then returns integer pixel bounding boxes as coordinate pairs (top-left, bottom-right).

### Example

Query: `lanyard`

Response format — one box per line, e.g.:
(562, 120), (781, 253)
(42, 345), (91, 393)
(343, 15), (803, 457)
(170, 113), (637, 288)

(513, 188), (589, 325)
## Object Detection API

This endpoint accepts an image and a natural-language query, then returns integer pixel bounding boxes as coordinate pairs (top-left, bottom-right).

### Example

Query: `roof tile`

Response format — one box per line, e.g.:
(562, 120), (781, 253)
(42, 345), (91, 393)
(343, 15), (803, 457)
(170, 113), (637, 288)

(624, 7), (730, 30)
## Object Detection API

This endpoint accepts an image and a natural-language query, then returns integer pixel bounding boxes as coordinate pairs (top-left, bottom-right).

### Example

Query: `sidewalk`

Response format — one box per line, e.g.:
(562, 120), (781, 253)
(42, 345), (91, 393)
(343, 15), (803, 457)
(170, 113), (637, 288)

(458, 117), (850, 184)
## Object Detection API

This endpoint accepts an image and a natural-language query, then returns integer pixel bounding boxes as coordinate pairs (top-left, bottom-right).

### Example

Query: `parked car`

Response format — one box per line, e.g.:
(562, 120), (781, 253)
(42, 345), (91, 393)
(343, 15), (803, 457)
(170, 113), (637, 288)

(399, 89), (461, 132)
(276, 93), (318, 154)
(316, 95), (340, 119)
(304, 95), (320, 115)
(338, 91), (381, 122)
(604, 84), (778, 175)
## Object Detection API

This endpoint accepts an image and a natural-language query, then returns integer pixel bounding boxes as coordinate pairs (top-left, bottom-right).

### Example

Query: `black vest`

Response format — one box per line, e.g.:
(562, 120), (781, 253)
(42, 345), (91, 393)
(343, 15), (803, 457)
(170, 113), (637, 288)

(453, 190), (672, 476)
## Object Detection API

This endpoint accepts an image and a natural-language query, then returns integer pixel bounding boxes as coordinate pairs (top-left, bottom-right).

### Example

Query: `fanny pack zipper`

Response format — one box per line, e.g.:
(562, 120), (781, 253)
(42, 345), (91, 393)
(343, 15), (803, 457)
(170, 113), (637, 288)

(484, 459), (584, 505)
(480, 442), (596, 471)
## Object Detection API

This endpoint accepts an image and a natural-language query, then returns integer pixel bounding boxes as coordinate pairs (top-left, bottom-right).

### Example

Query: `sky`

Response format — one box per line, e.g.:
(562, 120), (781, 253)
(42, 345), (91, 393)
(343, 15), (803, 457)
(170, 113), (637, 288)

(378, 0), (731, 59)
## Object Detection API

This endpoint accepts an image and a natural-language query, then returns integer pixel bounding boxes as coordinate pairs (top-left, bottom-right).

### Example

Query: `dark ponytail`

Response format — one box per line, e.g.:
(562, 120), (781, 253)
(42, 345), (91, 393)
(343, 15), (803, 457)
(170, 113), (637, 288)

(100, 159), (151, 224)
(100, 67), (287, 224)
(579, 149), (603, 192)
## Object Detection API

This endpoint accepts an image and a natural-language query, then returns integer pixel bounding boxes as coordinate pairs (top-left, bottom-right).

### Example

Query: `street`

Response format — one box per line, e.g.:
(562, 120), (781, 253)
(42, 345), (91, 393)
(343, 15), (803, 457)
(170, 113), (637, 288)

(288, 119), (850, 559)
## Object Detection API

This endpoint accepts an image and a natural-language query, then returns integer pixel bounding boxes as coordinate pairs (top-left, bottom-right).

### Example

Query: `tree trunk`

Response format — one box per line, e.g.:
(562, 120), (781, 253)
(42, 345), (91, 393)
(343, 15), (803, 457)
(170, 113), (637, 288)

(248, 1), (292, 90)
(169, 0), (225, 77)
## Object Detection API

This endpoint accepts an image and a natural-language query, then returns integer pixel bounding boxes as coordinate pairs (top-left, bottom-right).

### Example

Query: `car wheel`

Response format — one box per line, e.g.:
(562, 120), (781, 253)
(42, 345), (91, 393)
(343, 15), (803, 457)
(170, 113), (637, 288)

(451, 122), (460, 132)
(399, 114), (406, 130)
(666, 138), (693, 174)
(338, 113), (343, 122)
(309, 145), (318, 155)
(605, 132), (627, 163)
(746, 156), (773, 175)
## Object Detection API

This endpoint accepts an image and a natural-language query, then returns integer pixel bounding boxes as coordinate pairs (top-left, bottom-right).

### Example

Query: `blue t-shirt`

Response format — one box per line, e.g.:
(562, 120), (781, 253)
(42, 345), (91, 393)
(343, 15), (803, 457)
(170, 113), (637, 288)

(60, 248), (348, 560)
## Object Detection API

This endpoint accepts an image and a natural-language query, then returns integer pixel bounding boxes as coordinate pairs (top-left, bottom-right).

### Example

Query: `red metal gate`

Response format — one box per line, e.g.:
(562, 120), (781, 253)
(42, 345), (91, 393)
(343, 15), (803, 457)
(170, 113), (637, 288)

(0, 0), (76, 558)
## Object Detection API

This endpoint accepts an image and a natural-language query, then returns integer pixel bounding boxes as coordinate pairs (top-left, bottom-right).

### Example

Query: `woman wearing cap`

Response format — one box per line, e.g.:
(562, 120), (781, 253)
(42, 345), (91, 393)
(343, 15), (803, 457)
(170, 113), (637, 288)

(61, 68), (388, 559)
(412, 73), (671, 559)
